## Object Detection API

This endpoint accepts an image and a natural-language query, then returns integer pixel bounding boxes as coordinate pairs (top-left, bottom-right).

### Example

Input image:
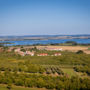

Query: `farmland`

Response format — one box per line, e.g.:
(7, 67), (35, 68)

(0, 46), (90, 90)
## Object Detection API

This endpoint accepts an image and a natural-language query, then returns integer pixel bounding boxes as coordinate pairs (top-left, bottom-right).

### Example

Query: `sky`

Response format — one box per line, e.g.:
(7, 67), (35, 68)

(0, 0), (90, 36)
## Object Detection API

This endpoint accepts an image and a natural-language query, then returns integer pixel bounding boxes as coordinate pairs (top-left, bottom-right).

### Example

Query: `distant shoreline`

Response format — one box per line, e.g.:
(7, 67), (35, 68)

(0, 34), (90, 41)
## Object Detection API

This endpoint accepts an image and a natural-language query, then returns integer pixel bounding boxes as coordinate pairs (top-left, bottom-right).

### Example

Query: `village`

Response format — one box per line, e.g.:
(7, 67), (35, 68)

(5, 46), (62, 56)
(0, 45), (90, 56)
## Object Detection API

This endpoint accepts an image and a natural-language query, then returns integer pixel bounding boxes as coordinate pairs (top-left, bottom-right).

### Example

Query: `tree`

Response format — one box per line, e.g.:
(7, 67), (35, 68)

(56, 81), (64, 90)
(45, 82), (55, 89)
(76, 50), (84, 54)
(21, 49), (26, 52)
(7, 84), (12, 90)
(36, 78), (46, 88)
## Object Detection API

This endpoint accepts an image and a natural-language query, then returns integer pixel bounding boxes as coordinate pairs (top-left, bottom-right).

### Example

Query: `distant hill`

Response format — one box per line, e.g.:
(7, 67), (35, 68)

(0, 34), (90, 41)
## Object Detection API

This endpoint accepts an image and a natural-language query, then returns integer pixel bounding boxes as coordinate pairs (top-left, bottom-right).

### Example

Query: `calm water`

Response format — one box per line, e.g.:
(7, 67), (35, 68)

(0, 39), (90, 46)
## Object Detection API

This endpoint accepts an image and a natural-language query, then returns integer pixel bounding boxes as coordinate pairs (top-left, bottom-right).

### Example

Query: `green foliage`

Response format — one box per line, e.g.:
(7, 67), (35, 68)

(6, 84), (12, 90)
(30, 46), (37, 51)
(21, 49), (26, 52)
(0, 50), (90, 90)
(74, 66), (90, 75)
(56, 81), (64, 90)
(0, 72), (90, 90)
(76, 50), (84, 54)
(44, 66), (64, 75)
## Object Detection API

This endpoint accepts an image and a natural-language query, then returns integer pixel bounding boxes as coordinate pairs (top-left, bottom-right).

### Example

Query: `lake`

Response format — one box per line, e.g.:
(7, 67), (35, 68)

(0, 39), (90, 46)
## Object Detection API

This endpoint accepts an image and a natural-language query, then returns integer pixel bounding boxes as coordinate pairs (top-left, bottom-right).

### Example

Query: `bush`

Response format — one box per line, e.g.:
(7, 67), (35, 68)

(76, 50), (84, 54)
(7, 84), (12, 90)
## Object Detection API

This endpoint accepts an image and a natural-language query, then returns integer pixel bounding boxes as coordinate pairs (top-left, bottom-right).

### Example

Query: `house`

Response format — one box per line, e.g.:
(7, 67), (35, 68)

(14, 48), (25, 56)
(54, 53), (61, 56)
(26, 51), (34, 56)
(14, 48), (21, 52)
(19, 51), (25, 56)
(14, 48), (35, 56)
(37, 53), (48, 56)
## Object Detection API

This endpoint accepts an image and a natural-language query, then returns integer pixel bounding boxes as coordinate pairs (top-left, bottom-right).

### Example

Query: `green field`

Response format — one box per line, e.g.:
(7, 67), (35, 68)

(61, 68), (77, 77)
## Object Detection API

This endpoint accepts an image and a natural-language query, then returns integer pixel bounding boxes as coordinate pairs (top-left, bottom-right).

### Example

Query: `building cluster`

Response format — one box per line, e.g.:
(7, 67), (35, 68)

(37, 53), (48, 56)
(3, 46), (62, 56)
(37, 53), (61, 56)
(14, 48), (34, 56)
(14, 48), (61, 56)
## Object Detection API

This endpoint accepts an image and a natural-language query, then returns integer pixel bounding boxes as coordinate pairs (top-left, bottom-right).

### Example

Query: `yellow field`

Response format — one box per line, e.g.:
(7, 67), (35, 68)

(37, 46), (90, 53)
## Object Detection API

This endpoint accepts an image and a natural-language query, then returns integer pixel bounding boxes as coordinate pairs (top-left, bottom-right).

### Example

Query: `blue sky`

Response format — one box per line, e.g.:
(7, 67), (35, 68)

(0, 0), (90, 35)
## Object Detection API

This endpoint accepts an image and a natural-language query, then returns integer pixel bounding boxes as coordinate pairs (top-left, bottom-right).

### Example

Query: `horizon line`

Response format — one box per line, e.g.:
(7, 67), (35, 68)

(0, 34), (90, 37)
